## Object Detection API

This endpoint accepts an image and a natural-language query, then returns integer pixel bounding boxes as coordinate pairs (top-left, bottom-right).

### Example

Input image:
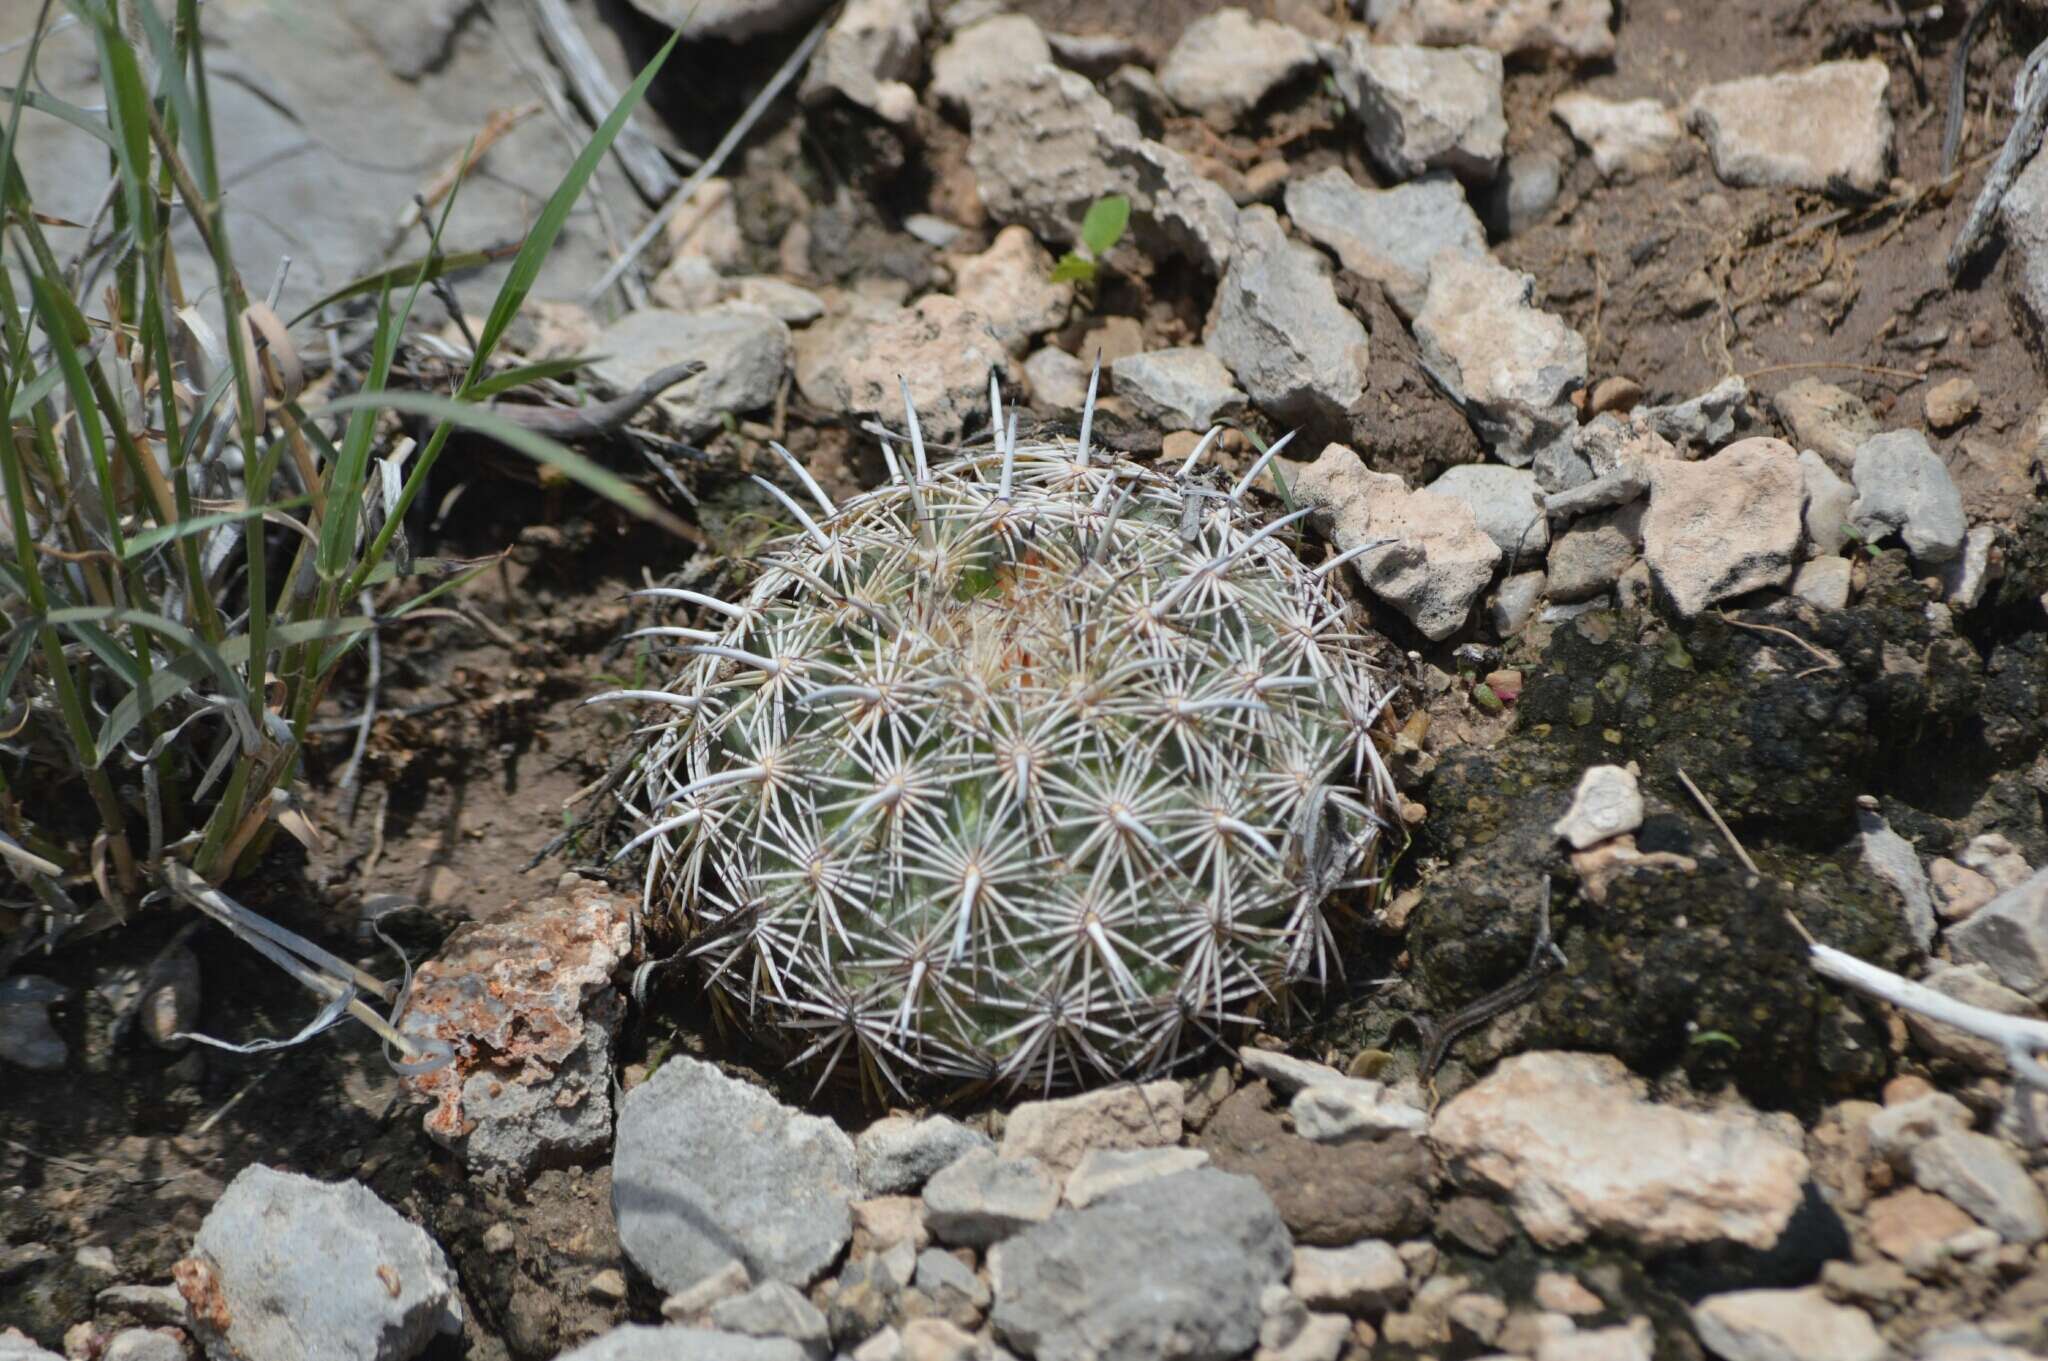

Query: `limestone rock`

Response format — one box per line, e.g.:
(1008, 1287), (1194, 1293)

(1328, 38), (1506, 181)
(1641, 437), (1803, 616)
(591, 308), (792, 440)
(1773, 379), (1879, 468)
(999, 1080), (1186, 1178)
(795, 295), (1012, 443)
(1849, 430), (1968, 565)
(1365, 0), (1616, 63)
(1414, 254), (1587, 470)
(1285, 167), (1487, 320)
(1158, 8), (1318, 128)
(1687, 61), (1893, 197)
(1111, 348), (1249, 431)
(1552, 93), (1682, 180)
(1690, 1288), (1886, 1361)
(930, 14), (1051, 112)
(951, 225), (1072, 356)
(1208, 207), (1371, 428)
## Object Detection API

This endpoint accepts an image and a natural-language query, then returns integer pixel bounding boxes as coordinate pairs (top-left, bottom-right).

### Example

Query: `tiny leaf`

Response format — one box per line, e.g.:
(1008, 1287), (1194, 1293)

(1079, 194), (1131, 257)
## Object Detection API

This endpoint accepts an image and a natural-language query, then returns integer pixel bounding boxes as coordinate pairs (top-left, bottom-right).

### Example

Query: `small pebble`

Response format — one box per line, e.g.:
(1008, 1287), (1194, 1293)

(1924, 377), (1980, 432)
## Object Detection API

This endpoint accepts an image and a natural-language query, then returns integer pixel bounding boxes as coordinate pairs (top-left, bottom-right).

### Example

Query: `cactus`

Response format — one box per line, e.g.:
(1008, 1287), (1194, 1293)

(607, 375), (1401, 1096)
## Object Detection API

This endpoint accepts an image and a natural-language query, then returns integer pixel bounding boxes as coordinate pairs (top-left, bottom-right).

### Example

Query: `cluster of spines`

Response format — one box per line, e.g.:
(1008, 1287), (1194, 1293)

(602, 372), (1400, 1096)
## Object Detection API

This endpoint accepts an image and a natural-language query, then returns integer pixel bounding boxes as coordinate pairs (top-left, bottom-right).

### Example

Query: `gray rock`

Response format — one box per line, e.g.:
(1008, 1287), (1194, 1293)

(1645, 377), (1751, 454)
(96, 1284), (191, 1328)
(966, 63), (1239, 274)
(1947, 867), (2048, 1001)
(1850, 431), (1968, 564)
(101, 1333), (184, 1361)
(1791, 557), (1853, 610)
(1111, 348), (1249, 430)
(1481, 149), (1563, 237)
(922, 1152), (1060, 1247)
(799, 0), (928, 125)
(1857, 803), (1936, 952)
(1238, 1049), (1348, 1095)
(0, 1333), (63, 1361)
(1961, 834), (2032, 891)
(1024, 347), (1091, 418)
(663, 1261), (753, 1322)
(1909, 1131), (2048, 1245)
(1799, 450), (1853, 555)
(1773, 379), (1879, 468)
(1867, 1092), (1973, 1168)
(1158, 8), (1317, 128)
(1207, 207), (1371, 428)
(1414, 254), (1587, 470)
(1552, 93), (1682, 180)
(1552, 765), (1645, 850)
(1547, 504), (1644, 604)
(857, 1116), (994, 1196)
(913, 1247), (990, 1315)
(1291, 1240), (1406, 1313)
(179, 1165), (460, 1361)
(1328, 38), (1506, 181)
(997, 1081), (1185, 1178)
(1365, 0), (1616, 63)
(709, 1282), (831, 1359)
(989, 1169), (1292, 1361)
(559, 1325), (808, 1361)
(1283, 167), (1487, 320)
(1492, 570), (1547, 636)
(591, 309), (792, 441)
(0, 975), (67, 1071)
(929, 14), (1052, 112)
(1691, 1288), (1887, 1361)
(1944, 524), (1999, 610)
(1063, 1148), (1213, 1208)
(1642, 437), (1804, 616)
(1687, 61), (1893, 197)
(1999, 145), (2048, 343)
(613, 1057), (857, 1291)
(623, 0), (831, 42)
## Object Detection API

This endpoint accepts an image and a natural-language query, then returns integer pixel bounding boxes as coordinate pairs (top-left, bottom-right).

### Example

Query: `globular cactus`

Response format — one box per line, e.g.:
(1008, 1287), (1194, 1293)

(607, 375), (1401, 1096)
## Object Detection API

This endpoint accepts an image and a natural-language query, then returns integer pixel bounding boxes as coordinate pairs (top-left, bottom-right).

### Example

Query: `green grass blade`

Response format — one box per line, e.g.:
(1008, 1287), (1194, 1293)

(468, 355), (598, 401)
(284, 244), (513, 329)
(122, 494), (312, 559)
(0, 84), (117, 150)
(83, 5), (156, 237)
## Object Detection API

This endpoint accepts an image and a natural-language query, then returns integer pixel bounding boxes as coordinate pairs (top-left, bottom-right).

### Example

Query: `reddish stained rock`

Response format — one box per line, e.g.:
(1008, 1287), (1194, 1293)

(398, 875), (632, 1182)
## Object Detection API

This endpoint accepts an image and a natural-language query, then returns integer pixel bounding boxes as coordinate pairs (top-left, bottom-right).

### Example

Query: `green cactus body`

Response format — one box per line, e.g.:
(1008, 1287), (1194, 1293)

(612, 381), (1399, 1095)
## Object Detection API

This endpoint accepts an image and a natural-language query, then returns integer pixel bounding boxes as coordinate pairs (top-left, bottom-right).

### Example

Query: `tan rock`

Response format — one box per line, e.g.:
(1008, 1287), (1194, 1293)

(1642, 437), (1803, 617)
(1688, 61), (1893, 196)
(951, 226), (1072, 356)
(998, 1080), (1185, 1177)
(1866, 1188), (1976, 1262)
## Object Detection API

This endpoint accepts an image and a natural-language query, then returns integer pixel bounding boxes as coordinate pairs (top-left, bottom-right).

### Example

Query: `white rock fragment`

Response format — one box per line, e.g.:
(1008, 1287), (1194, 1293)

(1944, 523), (1999, 610)
(1208, 207), (1371, 428)
(1856, 800), (1936, 952)
(1239, 1048), (1349, 1094)
(1552, 765), (1645, 850)
(1111, 348), (1249, 431)
(1291, 1240), (1407, 1313)
(1690, 1287), (1887, 1361)
(1798, 449), (1853, 555)
(1283, 167), (1487, 319)
(1642, 437), (1804, 616)
(1328, 38), (1506, 181)
(1414, 254), (1588, 470)
(1365, 0), (1616, 63)
(1909, 1130), (2048, 1245)
(1291, 1082), (1429, 1143)
(1688, 61), (1893, 196)
(929, 13), (1051, 112)
(1063, 1147), (1212, 1208)
(1426, 464), (1549, 564)
(951, 225), (1073, 356)
(1791, 557), (1852, 611)
(1551, 93), (1682, 180)
(800, 0), (930, 125)
(1158, 7), (1318, 128)
(1850, 430), (1968, 564)
(1492, 570), (1547, 636)
(1023, 347), (1089, 417)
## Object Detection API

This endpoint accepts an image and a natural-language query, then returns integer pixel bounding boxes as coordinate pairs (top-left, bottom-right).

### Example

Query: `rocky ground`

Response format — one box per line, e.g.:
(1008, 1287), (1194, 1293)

(5, 1), (2048, 1360)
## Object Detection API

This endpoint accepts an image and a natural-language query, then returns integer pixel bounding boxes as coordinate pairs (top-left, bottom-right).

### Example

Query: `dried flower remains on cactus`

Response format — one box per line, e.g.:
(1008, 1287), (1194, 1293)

(605, 374), (1401, 1096)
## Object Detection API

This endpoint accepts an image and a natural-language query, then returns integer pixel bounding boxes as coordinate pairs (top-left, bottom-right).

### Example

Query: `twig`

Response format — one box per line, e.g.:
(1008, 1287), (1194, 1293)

(1739, 360), (1924, 382)
(530, 0), (686, 202)
(1943, 0), (2008, 176)
(1717, 611), (1844, 679)
(1948, 32), (2048, 279)
(584, 9), (833, 303)
(1676, 766), (1761, 878)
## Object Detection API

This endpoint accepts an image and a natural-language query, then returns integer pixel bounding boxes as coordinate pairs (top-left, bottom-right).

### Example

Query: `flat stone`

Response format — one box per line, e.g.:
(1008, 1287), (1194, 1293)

(613, 1057), (857, 1291)
(952, 225), (1072, 357)
(1850, 430), (1968, 564)
(899, 1318), (983, 1361)
(1256, 1310), (1348, 1361)
(1799, 450), (1854, 555)
(624, 0), (829, 41)
(1023, 347), (1090, 418)
(1425, 464), (1549, 564)
(709, 1282), (830, 1359)
(1687, 61), (1893, 196)
(1283, 167), (1487, 320)
(1856, 805), (1936, 951)
(1239, 1049), (1352, 1095)
(857, 1116), (994, 1196)
(1909, 1130), (2048, 1245)
(1430, 1051), (1810, 1251)
(1642, 437), (1804, 616)
(1999, 144), (2048, 344)
(1208, 206), (1371, 428)
(922, 1152), (1060, 1247)
(1200, 1084), (1433, 1244)
(1291, 1239), (1405, 1313)
(989, 1169), (1291, 1361)
(1414, 253), (1587, 470)
(930, 14), (1052, 112)
(1866, 1189), (1978, 1263)
(1290, 1082), (1429, 1143)
(1552, 765), (1644, 850)
(1547, 504), (1643, 604)
(662, 1261), (753, 1322)
(592, 308), (793, 441)
(1064, 1147), (1212, 1208)
(1492, 570), (1547, 636)
(1159, 8), (1318, 127)
(1691, 1288), (1886, 1361)
(1773, 379), (1880, 468)
(998, 1080), (1185, 1178)
(1552, 93), (1682, 179)
(1533, 1272), (1605, 1316)
(1329, 39), (1506, 181)
(559, 1325), (808, 1361)
(1867, 1092), (1973, 1167)
(1290, 444), (1502, 640)
(1791, 557), (1853, 611)
(1111, 348), (1249, 431)
(795, 295), (1012, 443)
(1366, 0), (1616, 62)
(175, 1166), (460, 1361)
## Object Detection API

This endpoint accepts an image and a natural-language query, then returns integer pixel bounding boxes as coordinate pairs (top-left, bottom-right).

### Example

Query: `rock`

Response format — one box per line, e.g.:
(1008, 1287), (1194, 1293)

(1366, 0), (1616, 63)
(1691, 1288), (1887, 1361)
(665, 178), (748, 271)
(559, 1325), (809, 1361)
(1289, 444), (1502, 640)
(966, 63), (1239, 274)
(1328, 38), (1506, 181)
(1533, 1272), (1605, 1316)
(396, 876), (629, 1182)
(1960, 834), (2032, 891)
(1283, 167), (1486, 320)
(1538, 1320), (1656, 1361)
(1856, 804), (1936, 951)
(1931, 862), (1999, 922)
(1925, 377), (1980, 432)
(1414, 253), (1588, 470)
(96, 1284), (191, 1328)
(1238, 1049), (1347, 1094)
(1687, 61), (1893, 197)
(1111, 349), (1249, 430)
(929, 13), (1052, 112)
(1064, 1147), (1212, 1208)
(102, 1331), (185, 1361)
(1208, 206), (1370, 429)
(1799, 450), (1853, 555)
(709, 1282), (831, 1359)
(0, 975), (67, 1071)
(795, 295), (1012, 443)
(625, 0), (829, 41)
(1256, 1310), (1348, 1361)
(1908, 1131), (2048, 1245)
(1791, 557), (1853, 610)
(1158, 8), (1317, 127)
(1482, 149), (1564, 237)
(1866, 1188), (1979, 1263)
(1290, 1240), (1406, 1313)
(1905, 963), (2042, 1071)
(1200, 1084), (1432, 1243)
(850, 1327), (902, 1361)
(914, 1247), (990, 1316)
(989, 1170), (1291, 1361)
(1552, 765), (1644, 850)
(857, 1116), (993, 1196)
(662, 1261), (753, 1322)
(998, 1080), (1185, 1177)
(800, 0), (928, 124)
(898, 1318), (985, 1361)
(591, 308), (792, 441)
(1850, 431), (1968, 564)
(825, 1252), (906, 1342)
(175, 1166), (460, 1361)
(0, 1331), (62, 1361)
(1551, 93), (1682, 179)
(1866, 1092), (1972, 1167)
(850, 1197), (929, 1259)
(1773, 379), (1880, 468)
(922, 1152), (1060, 1247)
(1641, 437), (1804, 616)
(1430, 1051), (1810, 1251)
(1944, 523), (1999, 610)
(1023, 347), (1090, 417)
(1425, 464), (1548, 565)
(1289, 1082), (1429, 1143)
(1492, 570), (1547, 636)
(951, 226), (1072, 356)
(1547, 504), (1644, 604)
(613, 1057), (857, 1291)
(1999, 144), (2048, 344)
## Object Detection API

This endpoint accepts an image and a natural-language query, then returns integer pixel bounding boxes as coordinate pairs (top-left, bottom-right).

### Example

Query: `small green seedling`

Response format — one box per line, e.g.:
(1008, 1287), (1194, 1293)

(1049, 193), (1131, 288)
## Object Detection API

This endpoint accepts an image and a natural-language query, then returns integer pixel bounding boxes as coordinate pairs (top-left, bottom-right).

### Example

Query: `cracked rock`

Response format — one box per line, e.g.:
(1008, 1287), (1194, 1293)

(795, 295), (1012, 443)
(592, 308), (793, 442)
(1414, 254), (1587, 470)
(1208, 206), (1371, 429)
(951, 225), (1073, 356)
(1284, 166), (1486, 320)
(1328, 38), (1505, 181)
